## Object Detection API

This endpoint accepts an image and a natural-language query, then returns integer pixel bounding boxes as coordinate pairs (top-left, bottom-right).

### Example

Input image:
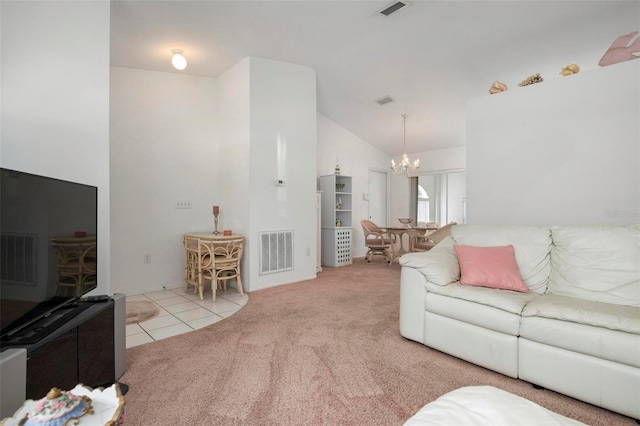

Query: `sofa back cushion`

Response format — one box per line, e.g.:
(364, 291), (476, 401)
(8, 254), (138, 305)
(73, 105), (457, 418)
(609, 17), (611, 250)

(399, 237), (460, 286)
(451, 225), (552, 294)
(549, 224), (640, 306)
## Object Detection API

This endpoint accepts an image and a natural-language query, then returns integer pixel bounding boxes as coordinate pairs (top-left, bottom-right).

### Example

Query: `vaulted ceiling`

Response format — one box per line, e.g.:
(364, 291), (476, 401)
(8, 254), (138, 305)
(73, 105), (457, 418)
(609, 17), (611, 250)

(110, 1), (639, 156)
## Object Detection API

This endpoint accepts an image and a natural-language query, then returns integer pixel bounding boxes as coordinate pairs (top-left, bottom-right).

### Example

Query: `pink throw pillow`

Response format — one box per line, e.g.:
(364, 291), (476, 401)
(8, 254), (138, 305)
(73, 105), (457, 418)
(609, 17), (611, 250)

(453, 245), (529, 293)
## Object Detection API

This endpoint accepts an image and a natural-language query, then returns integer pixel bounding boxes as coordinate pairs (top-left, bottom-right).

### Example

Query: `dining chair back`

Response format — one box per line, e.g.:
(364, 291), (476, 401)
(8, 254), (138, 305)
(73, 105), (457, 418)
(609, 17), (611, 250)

(184, 235), (211, 300)
(51, 239), (97, 296)
(411, 222), (458, 252)
(207, 237), (244, 302)
(360, 219), (395, 263)
(184, 235), (245, 302)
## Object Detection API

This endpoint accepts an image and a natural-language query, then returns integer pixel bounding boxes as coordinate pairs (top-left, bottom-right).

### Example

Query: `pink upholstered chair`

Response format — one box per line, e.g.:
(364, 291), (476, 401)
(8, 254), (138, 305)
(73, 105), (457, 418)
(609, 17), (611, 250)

(361, 219), (395, 263)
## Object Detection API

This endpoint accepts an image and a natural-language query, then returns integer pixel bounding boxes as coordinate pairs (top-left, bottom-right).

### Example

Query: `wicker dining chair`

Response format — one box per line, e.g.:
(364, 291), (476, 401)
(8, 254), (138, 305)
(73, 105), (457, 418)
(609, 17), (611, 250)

(184, 235), (245, 302)
(361, 219), (395, 263)
(184, 235), (209, 300)
(51, 239), (97, 296)
(204, 236), (244, 302)
(411, 222), (458, 252)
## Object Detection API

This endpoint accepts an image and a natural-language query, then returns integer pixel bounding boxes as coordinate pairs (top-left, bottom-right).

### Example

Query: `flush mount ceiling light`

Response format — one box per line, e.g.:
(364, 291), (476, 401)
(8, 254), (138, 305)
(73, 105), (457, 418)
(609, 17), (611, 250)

(171, 49), (187, 70)
(391, 114), (420, 176)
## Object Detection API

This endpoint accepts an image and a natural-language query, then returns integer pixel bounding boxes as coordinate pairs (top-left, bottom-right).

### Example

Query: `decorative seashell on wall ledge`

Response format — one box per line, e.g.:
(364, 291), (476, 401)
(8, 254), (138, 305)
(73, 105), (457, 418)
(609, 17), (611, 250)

(488, 81), (508, 94)
(484, 30), (640, 95)
(518, 73), (544, 87)
(560, 64), (580, 76)
(598, 30), (640, 67)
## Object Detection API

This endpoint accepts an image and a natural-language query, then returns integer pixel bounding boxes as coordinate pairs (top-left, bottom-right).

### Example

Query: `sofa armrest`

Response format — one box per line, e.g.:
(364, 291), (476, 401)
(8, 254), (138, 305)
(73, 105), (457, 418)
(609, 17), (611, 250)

(399, 236), (460, 286)
(399, 237), (461, 344)
(400, 267), (428, 343)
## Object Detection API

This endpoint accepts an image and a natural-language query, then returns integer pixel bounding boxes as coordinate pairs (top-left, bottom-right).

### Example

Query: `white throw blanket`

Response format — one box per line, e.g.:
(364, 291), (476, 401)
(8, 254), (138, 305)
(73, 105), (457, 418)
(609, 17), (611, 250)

(404, 386), (587, 426)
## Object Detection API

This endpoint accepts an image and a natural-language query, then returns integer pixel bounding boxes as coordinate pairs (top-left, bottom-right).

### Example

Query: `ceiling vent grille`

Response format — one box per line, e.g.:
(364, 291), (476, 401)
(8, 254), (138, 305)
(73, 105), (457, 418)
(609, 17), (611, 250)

(375, 96), (395, 106)
(379, 1), (408, 17)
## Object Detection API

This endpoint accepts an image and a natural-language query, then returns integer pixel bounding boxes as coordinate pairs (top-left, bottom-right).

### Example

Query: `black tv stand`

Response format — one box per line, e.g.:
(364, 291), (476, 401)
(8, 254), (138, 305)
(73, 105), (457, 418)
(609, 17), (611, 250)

(1, 301), (92, 346)
(0, 294), (126, 419)
(1, 300), (116, 399)
(117, 382), (129, 395)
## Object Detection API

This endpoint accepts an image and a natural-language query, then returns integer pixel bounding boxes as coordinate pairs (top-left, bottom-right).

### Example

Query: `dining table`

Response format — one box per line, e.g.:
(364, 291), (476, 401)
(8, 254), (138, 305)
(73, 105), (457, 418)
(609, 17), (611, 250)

(183, 232), (245, 301)
(379, 226), (438, 264)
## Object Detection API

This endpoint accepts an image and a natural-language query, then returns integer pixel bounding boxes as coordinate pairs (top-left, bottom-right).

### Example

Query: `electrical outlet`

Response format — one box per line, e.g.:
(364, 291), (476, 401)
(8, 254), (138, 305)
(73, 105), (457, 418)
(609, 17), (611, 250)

(175, 201), (192, 209)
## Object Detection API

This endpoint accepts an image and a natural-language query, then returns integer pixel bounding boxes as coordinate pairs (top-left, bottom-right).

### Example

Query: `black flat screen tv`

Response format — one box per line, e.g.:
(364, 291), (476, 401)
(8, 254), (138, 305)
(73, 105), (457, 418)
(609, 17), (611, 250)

(0, 168), (98, 343)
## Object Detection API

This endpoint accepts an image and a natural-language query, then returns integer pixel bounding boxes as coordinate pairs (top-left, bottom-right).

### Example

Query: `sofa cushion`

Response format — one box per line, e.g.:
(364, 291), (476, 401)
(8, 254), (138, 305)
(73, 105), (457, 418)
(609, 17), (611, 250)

(451, 225), (551, 294)
(520, 316), (640, 368)
(454, 245), (529, 293)
(425, 292), (524, 335)
(521, 293), (640, 368)
(424, 280), (539, 316)
(549, 224), (640, 306)
(400, 237), (459, 286)
(522, 293), (640, 334)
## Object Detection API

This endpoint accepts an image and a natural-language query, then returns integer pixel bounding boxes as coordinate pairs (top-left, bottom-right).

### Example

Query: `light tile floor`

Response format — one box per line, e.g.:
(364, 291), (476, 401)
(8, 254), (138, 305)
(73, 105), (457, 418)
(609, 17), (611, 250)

(125, 287), (248, 348)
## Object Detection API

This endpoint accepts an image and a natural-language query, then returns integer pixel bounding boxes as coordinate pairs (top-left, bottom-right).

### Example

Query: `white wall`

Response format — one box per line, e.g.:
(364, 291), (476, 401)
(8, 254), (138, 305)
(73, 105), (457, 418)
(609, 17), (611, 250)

(411, 146), (467, 174)
(446, 172), (467, 224)
(109, 67), (218, 294)
(1, 1), (111, 295)
(111, 58), (317, 295)
(466, 60), (639, 226)
(317, 114), (391, 258)
(217, 60), (251, 234)
(246, 57), (318, 290)
(217, 59), (251, 286)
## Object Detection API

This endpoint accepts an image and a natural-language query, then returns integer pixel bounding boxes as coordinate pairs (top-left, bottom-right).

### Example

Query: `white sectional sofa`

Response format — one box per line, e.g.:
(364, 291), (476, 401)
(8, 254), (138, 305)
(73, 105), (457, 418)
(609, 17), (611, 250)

(404, 386), (587, 426)
(399, 224), (640, 420)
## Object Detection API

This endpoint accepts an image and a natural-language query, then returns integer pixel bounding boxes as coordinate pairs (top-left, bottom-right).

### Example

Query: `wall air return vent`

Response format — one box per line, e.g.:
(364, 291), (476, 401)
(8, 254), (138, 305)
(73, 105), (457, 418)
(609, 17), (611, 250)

(379, 1), (408, 17)
(375, 96), (394, 106)
(259, 230), (293, 275)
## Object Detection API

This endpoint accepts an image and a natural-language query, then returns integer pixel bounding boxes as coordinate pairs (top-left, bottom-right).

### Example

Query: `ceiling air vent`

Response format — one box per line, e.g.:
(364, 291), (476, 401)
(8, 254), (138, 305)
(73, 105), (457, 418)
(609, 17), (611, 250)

(375, 96), (394, 106)
(379, 1), (408, 17)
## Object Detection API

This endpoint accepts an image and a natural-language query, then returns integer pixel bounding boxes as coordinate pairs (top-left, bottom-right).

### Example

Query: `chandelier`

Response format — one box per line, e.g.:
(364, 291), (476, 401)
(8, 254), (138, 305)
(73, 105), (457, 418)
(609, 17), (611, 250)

(390, 114), (419, 176)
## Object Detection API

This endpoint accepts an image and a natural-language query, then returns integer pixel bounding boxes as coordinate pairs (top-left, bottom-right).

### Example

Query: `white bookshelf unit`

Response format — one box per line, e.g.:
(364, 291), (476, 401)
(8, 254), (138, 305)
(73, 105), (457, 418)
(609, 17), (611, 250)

(320, 174), (352, 267)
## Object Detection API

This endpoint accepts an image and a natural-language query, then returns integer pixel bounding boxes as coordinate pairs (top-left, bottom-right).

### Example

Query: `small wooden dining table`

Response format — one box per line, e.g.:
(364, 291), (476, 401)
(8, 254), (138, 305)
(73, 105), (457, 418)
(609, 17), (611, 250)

(183, 232), (245, 301)
(378, 227), (438, 264)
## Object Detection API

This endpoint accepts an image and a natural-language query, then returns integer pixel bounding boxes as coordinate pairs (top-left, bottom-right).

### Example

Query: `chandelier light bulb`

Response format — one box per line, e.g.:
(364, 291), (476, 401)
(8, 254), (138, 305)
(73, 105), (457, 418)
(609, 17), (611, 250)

(171, 49), (187, 70)
(390, 114), (420, 176)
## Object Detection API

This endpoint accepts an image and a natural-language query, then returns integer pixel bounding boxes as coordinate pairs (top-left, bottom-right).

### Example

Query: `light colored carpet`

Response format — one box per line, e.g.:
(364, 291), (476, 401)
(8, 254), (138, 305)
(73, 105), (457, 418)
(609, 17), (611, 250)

(125, 301), (160, 325)
(120, 260), (635, 425)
